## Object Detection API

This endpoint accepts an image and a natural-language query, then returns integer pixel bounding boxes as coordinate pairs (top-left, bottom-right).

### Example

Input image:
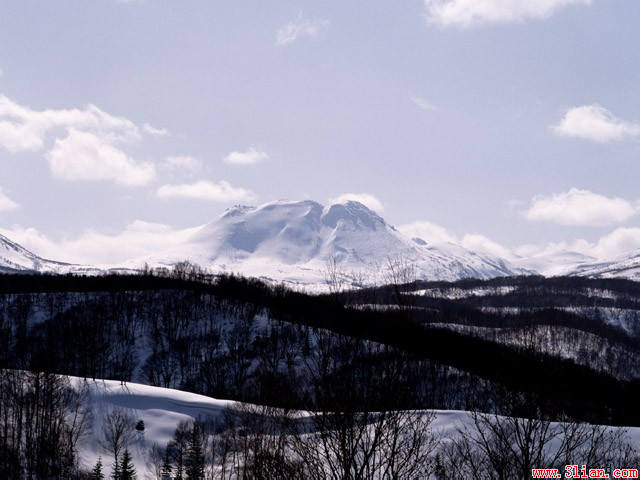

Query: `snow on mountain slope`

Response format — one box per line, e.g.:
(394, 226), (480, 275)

(15, 198), (640, 286)
(570, 249), (640, 281)
(0, 232), (73, 273)
(514, 250), (597, 277)
(140, 199), (530, 287)
(0, 232), (121, 275)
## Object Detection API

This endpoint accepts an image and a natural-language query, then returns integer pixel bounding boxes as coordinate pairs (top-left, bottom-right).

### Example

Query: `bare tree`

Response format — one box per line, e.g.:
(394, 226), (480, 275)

(290, 332), (439, 480)
(101, 408), (136, 472)
(324, 255), (348, 298)
(220, 403), (302, 480)
(436, 407), (640, 480)
(383, 255), (417, 311)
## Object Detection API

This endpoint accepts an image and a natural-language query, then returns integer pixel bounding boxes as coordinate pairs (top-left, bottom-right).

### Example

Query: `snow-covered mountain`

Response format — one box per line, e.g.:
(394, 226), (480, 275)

(569, 249), (640, 281)
(0, 232), (72, 273)
(140, 199), (530, 287)
(0, 232), (112, 275)
(513, 250), (597, 277)
(16, 199), (640, 286)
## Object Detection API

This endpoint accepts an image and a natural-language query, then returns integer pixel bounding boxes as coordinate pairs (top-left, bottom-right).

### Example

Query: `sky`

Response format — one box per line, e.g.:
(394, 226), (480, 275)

(1, 0), (640, 265)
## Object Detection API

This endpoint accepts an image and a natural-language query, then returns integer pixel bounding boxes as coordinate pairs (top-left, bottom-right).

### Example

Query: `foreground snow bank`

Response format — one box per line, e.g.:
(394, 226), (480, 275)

(73, 378), (235, 478)
(73, 378), (640, 479)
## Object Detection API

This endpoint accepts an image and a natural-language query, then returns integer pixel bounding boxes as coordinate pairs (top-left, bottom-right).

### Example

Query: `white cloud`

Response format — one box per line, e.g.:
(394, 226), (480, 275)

(552, 105), (640, 143)
(276, 16), (329, 46)
(142, 123), (169, 136)
(400, 220), (516, 260)
(523, 188), (637, 227)
(514, 228), (640, 268)
(398, 221), (457, 244)
(424, 0), (591, 28)
(223, 148), (268, 166)
(164, 155), (201, 173)
(0, 95), (143, 152)
(157, 180), (256, 203)
(0, 94), (165, 186)
(329, 193), (384, 213)
(47, 129), (155, 186)
(461, 233), (514, 260)
(401, 216), (523, 262)
(588, 228), (640, 260)
(0, 221), (200, 265)
(0, 188), (18, 211)
(411, 96), (436, 111)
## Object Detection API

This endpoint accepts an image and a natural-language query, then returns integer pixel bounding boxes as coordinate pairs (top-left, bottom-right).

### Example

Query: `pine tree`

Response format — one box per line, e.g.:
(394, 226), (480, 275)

(111, 459), (121, 480)
(91, 457), (105, 479)
(185, 423), (205, 480)
(119, 449), (136, 480)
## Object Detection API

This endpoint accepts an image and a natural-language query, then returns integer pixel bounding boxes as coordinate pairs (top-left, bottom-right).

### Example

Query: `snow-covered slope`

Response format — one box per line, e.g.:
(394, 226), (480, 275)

(71, 378), (465, 478)
(569, 249), (640, 281)
(74, 378), (234, 478)
(514, 250), (597, 277)
(0, 232), (73, 273)
(140, 200), (530, 286)
(14, 198), (640, 286)
(72, 378), (640, 479)
(0, 232), (118, 275)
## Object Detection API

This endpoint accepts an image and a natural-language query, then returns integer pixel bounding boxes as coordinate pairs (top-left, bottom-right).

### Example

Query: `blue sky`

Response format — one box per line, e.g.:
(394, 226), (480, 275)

(1, 0), (640, 264)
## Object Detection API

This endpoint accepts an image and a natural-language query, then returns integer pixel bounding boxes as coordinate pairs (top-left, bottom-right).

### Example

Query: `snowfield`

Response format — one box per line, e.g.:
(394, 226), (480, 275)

(73, 378), (235, 478)
(72, 378), (640, 479)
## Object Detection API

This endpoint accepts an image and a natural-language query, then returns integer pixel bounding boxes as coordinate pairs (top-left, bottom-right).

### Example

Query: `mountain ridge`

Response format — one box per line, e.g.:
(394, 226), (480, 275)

(0, 200), (530, 285)
(8, 198), (640, 285)
(136, 199), (532, 286)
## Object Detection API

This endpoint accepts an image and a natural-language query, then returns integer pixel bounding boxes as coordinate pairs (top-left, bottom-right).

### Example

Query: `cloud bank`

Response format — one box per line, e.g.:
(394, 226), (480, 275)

(523, 188), (637, 227)
(0, 221), (200, 265)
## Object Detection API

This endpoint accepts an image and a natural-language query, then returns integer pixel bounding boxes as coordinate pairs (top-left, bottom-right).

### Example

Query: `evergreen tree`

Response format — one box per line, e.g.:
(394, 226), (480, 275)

(135, 420), (145, 432)
(91, 457), (105, 479)
(185, 423), (205, 480)
(111, 459), (121, 480)
(119, 449), (136, 480)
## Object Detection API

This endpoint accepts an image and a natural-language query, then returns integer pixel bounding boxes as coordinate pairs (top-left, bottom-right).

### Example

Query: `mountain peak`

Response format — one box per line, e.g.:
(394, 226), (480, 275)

(0, 199), (531, 286)
(321, 200), (386, 230)
(220, 205), (256, 219)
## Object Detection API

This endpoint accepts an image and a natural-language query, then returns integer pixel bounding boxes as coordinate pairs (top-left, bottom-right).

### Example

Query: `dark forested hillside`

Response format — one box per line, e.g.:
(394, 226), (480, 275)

(1, 271), (639, 427)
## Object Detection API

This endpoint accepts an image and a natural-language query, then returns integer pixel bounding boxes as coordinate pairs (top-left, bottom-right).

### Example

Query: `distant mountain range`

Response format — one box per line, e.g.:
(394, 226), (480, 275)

(0, 232), (73, 274)
(4, 199), (640, 286)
